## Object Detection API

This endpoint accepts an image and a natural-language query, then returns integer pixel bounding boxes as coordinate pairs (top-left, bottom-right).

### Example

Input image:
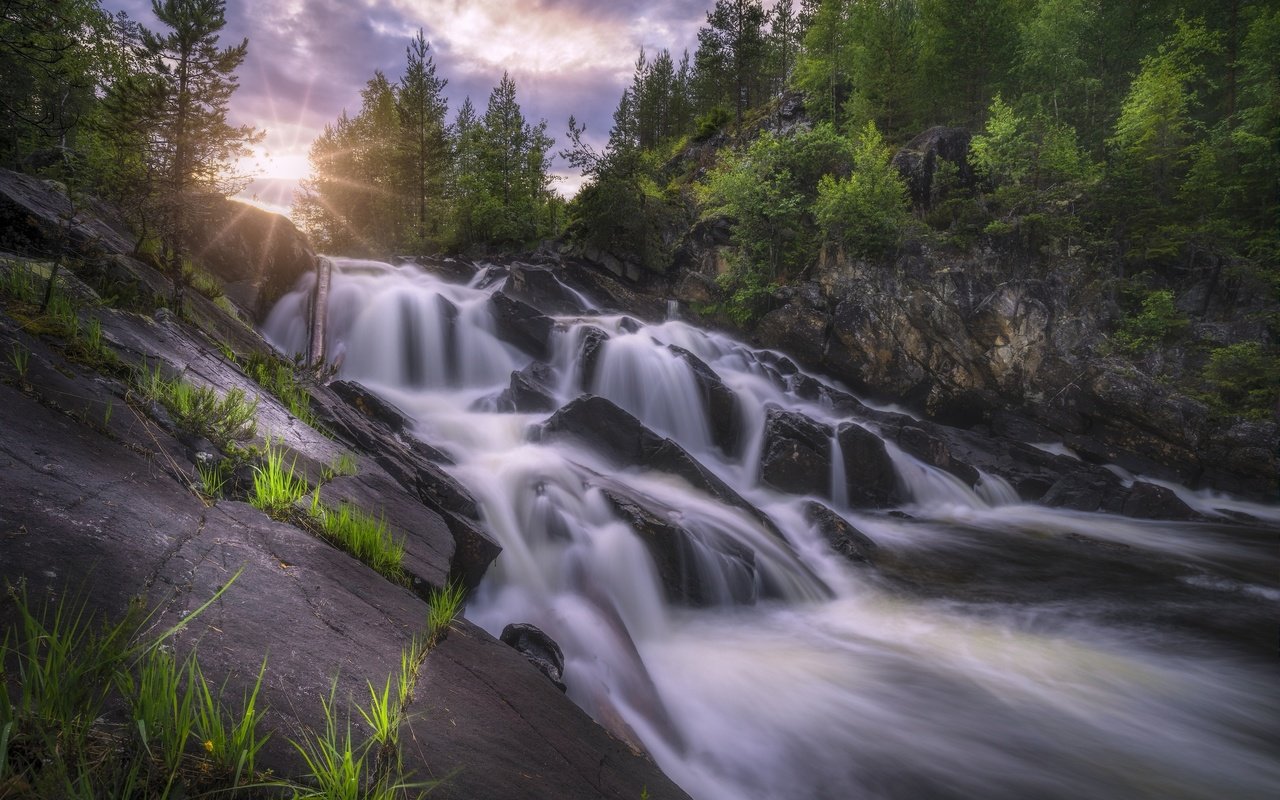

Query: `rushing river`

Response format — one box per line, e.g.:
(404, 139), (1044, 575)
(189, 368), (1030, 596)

(265, 258), (1280, 800)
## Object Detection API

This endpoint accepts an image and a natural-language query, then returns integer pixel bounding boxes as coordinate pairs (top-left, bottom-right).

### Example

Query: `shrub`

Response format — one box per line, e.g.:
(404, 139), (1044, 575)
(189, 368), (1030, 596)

(1112, 289), (1188, 354)
(1202, 342), (1280, 420)
(813, 121), (910, 257)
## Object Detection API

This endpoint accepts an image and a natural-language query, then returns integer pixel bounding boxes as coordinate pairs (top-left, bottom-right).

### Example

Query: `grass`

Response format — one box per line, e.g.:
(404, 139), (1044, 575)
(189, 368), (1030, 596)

(323, 452), (359, 480)
(191, 656), (270, 789)
(240, 351), (318, 427)
(426, 582), (466, 645)
(138, 363), (259, 448)
(249, 442), (310, 518)
(0, 575), (253, 798)
(7, 342), (30, 380)
(1, 260), (40, 303)
(308, 492), (406, 583)
(196, 458), (232, 500)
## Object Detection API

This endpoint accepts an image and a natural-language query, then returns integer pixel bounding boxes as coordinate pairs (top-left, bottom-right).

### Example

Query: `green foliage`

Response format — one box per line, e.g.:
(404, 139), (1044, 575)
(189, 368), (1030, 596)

(813, 121), (910, 257)
(694, 105), (733, 141)
(137, 363), (259, 448)
(308, 494), (406, 583)
(249, 442), (310, 518)
(1112, 289), (1188, 354)
(126, 646), (196, 780)
(191, 655), (269, 787)
(196, 457), (232, 500)
(240, 350), (316, 427)
(715, 261), (775, 326)
(324, 452), (360, 480)
(1201, 342), (1280, 421)
(7, 342), (30, 380)
(427, 581), (467, 645)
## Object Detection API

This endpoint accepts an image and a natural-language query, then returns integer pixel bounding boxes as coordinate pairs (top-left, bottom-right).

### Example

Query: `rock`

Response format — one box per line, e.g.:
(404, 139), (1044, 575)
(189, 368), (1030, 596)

(501, 623), (567, 692)
(411, 621), (693, 800)
(837, 423), (901, 509)
(184, 195), (317, 319)
(489, 291), (554, 360)
(504, 263), (586, 315)
(895, 424), (980, 487)
(602, 488), (757, 607)
(754, 296), (831, 371)
(0, 166), (135, 256)
(1042, 469), (1127, 512)
(802, 501), (878, 564)
(498, 362), (558, 413)
(538, 395), (787, 538)
(759, 409), (833, 497)
(668, 345), (742, 458)
(890, 126), (974, 210)
(317, 380), (454, 464)
(1122, 481), (1199, 521)
(576, 325), (611, 391)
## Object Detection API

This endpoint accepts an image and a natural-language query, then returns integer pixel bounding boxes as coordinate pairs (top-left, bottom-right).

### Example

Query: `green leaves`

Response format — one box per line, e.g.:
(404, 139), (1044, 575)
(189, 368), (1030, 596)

(813, 121), (909, 258)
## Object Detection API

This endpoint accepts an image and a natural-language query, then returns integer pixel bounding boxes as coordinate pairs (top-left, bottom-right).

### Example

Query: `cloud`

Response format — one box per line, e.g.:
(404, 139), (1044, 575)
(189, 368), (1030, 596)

(104, 0), (713, 209)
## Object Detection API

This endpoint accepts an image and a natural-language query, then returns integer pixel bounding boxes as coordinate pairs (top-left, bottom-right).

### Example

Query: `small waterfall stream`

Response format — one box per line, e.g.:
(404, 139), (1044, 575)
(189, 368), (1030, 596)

(264, 259), (1280, 800)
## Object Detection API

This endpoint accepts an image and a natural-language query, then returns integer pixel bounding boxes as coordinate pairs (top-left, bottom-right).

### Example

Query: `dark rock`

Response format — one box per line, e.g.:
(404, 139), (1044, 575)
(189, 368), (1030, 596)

(538, 395), (786, 538)
(837, 423), (901, 508)
(0, 167), (135, 257)
(330, 379), (411, 433)
(1042, 469), (1127, 512)
(601, 488), (757, 607)
(896, 424), (980, 487)
(668, 344), (742, 457)
(560, 256), (669, 319)
(410, 621), (693, 800)
(891, 126), (974, 210)
(577, 325), (611, 391)
(184, 195), (316, 319)
(489, 291), (554, 360)
(500, 362), (558, 413)
(759, 409), (833, 497)
(802, 501), (878, 564)
(754, 297), (831, 371)
(501, 623), (567, 692)
(1122, 481), (1199, 521)
(318, 380), (454, 464)
(504, 263), (585, 315)
(619, 316), (643, 333)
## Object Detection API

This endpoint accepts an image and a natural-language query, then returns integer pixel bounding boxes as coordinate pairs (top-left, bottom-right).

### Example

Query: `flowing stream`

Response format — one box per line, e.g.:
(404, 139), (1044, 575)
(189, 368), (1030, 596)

(265, 258), (1280, 800)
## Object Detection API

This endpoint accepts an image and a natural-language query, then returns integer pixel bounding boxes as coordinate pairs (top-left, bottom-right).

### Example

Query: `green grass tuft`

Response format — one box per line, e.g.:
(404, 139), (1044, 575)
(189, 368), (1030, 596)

(426, 582), (466, 645)
(191, 655), (269, 788)
(249, 443), (310, 518)
(7, 342), (30, 380)
(138, 363), (259, 448)
(308, 494), (405, 582)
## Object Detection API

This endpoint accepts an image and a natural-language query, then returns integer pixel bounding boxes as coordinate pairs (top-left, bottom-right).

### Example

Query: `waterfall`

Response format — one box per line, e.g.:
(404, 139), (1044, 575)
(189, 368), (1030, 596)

(264, 258), (1280, 800)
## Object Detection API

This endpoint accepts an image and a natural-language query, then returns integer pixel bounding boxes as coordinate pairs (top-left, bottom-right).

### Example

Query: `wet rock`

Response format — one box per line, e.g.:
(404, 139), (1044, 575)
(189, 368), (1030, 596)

(759, 409), (834, 497)
(504, 263), (585, 315)
(1122, 481), (1199, 521)
(498, 362), (558, 413)
(317, 380), (453, 464)
(668, 345), (741, 458)
(754, 296), (831, 371)
(802, 501), (878, 564)
(489, 291), (553, 360)
(602, 488), (757, 607)
(1042, 469), (1127, 513)
(577, 326), (611, 391)
(501, 623), (567, 692)
(837, 423), (901, 509)
(895, 424), (980, 487)
(538, 395), (783, 536)
(330, 379), (411, 433)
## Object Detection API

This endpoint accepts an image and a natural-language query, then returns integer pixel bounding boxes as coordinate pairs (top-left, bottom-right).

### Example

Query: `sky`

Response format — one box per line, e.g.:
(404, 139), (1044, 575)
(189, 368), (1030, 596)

(105, 0), (713, 217)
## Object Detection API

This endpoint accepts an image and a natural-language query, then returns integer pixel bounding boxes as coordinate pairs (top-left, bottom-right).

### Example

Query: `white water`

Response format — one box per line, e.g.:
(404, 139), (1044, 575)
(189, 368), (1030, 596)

(264, 259), (1280, 800)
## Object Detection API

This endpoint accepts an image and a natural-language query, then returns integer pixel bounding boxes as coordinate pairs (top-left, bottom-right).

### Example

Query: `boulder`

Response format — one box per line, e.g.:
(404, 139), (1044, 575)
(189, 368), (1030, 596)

(802, 501), (878, 564)
(602, 488), (757, 607)
(498, 362), (558, 413)
(1042, 469), (1127, 513)
(668, 344), (742, 457)
(489, 291), (554, 360)
(759, 409), (833, 497)
(576, 325), (611, 391)
(504, 263), (586, 315)
(0, 167), (135, 256)
(895, 424), (980, 487)
(837, 423), (901, 508)
(184, 195), (316, 319)
(501, 623), (567, 692)
(1121, 481), (1199, 521)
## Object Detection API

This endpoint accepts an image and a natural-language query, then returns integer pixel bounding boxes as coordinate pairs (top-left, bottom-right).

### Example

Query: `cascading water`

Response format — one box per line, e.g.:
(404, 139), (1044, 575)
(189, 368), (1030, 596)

(265, 258), (1280, 800)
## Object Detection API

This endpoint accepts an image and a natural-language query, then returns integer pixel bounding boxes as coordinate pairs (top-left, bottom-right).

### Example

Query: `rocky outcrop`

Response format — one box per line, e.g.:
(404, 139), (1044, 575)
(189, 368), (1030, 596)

(890, 126), (975, 210)
(503, 262), (587, 315)
(668, 344), (741, 457)
(185, 195), (316, 318)
(496, 362), (558, 413)
(837, 422), (902, 508)
(803, 501), (878, 564)
(576, 325), (611, 391)
(760, 408), (833, 497)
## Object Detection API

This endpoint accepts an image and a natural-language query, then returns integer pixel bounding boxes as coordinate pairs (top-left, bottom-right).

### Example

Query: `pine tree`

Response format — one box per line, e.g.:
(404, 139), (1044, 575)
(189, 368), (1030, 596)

(695, 0), (768, 122)
(397, 29), (449, 249)
(138, 0), (261, 308)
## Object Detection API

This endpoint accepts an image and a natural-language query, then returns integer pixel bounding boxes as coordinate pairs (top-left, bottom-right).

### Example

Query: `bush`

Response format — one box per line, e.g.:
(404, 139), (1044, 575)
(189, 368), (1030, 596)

(1202, 342), (1280, 420)
(813, 121), (910, 257)
(1112, 289), (1188, 354)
